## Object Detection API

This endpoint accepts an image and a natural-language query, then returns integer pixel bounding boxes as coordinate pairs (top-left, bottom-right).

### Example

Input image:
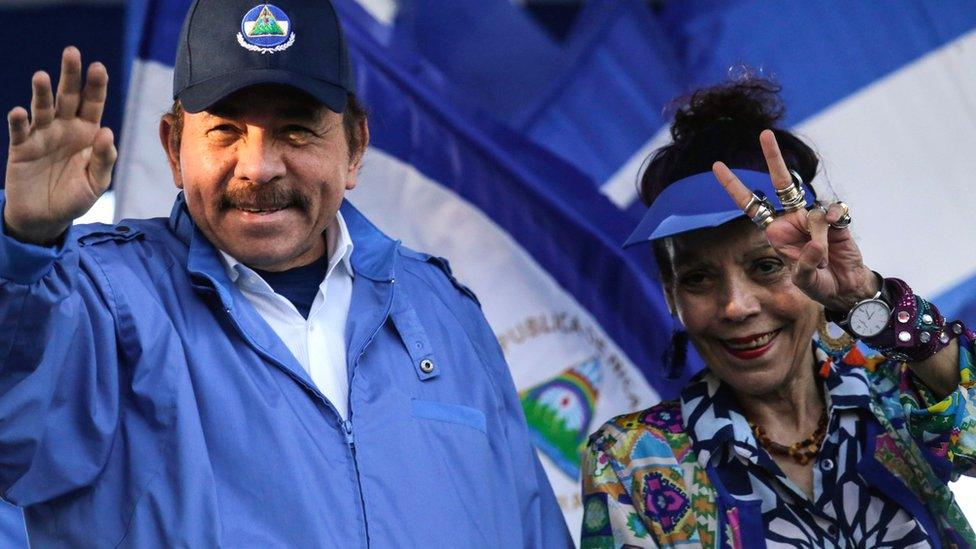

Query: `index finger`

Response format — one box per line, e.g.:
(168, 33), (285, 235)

(759, 129), (793, 191)
(712, 161), (759, 212)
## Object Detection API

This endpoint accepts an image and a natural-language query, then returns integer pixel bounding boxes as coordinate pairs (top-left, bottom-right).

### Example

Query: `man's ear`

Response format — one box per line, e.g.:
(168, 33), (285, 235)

(345, 118), (370, 191)
(159, 114), (183, 189)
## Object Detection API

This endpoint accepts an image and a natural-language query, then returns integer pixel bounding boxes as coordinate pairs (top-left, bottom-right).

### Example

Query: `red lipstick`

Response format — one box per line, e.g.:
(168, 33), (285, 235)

(721, 330), (779, 360)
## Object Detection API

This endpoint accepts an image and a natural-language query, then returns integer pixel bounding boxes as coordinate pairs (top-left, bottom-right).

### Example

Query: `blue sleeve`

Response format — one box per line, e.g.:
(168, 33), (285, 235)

(453, 291), (573, 548)
(0, 203), (121, 507)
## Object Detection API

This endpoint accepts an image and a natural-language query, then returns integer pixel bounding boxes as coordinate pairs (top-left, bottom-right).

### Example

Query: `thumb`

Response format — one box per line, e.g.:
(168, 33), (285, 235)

(87, 127), (116, 194)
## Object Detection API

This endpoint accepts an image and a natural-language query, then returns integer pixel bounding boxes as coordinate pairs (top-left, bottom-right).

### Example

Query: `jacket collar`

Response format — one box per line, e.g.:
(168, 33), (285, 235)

(339, 200), (398, 282)
(680, 341), (874, 469)
(168, 193), (399, 284)
(169, 191), (195, 246)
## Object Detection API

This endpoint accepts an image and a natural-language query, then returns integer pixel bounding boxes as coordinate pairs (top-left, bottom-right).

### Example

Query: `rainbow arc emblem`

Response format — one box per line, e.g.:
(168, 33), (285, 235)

(520, 357), (602, 478)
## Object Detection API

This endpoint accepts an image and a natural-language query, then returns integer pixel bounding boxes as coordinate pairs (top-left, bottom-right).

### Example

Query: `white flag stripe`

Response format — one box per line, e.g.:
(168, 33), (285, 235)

(115, 60), (181, 221)
(797, 27), (976, 297)
(600, 125), (670, 208)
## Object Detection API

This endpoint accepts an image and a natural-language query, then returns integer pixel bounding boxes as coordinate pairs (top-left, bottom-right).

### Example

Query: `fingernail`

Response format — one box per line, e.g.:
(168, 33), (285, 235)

(81, 147), (92, 161)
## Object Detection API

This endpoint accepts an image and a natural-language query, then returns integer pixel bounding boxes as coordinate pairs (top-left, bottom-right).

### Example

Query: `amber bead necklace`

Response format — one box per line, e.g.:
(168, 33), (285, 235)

(748, 411), (828, 466)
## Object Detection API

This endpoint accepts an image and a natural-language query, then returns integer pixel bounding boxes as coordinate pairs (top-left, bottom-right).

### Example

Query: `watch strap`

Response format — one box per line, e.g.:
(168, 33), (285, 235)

(824, 271), (887, 335)
(823, 275), (968, 362)
(862, 277), (966, 362)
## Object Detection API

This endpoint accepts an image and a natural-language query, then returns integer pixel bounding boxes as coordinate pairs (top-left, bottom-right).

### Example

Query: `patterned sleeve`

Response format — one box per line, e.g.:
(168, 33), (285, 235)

(900, 333), (976, 479)
(580, 432), (659, 549)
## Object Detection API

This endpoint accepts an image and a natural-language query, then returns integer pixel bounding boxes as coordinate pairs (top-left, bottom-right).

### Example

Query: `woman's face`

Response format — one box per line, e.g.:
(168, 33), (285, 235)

(663, 218), (822, 397)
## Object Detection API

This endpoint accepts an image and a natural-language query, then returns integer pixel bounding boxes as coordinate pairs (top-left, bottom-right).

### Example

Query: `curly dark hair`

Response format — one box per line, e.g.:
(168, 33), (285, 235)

(638, 76), (818, 207)
(638, 75), (819, 283)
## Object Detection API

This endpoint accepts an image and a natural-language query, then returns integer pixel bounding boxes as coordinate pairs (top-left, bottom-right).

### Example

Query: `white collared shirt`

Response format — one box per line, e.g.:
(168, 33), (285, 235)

(219, 212), (355, 419)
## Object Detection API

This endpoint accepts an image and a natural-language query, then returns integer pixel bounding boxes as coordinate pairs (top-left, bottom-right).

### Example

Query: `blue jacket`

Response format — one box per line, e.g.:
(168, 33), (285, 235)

(0, 194), (571, 548)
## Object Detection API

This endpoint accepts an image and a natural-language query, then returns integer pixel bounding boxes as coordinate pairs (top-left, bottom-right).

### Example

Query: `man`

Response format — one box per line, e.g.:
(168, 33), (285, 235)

(0, 1), (571, 546)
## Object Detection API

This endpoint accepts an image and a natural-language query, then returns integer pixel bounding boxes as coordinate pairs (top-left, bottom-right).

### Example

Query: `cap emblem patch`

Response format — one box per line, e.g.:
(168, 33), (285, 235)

(238, 4), (295, 53)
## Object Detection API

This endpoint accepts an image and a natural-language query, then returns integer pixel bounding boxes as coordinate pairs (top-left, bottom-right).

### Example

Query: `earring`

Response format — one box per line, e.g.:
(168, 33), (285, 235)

(662, 329), (688, 380)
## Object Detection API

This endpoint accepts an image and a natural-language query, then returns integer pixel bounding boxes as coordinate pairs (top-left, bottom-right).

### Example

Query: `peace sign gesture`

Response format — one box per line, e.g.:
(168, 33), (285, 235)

(3, 47), (117, 245)
(712, 130), (877, 313)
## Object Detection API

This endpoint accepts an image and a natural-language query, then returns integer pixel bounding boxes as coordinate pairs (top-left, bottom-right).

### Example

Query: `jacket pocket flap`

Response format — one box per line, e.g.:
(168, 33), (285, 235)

(410, 399), (486, 434)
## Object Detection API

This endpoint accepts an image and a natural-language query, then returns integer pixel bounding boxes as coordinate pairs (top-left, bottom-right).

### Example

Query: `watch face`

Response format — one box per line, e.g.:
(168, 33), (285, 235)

(849, 299), (890, 338)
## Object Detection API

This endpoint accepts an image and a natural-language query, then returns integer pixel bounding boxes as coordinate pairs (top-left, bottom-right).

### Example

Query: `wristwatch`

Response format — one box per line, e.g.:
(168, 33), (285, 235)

(826, 272), (892, 339)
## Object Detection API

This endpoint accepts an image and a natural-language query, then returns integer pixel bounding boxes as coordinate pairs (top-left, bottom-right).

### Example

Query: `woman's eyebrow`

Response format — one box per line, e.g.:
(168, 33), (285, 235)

(746, 242), (775, 255)
(672, 252), (710, 270)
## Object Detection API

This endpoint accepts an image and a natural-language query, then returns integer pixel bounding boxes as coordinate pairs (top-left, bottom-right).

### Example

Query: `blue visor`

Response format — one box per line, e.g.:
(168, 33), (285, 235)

(623, 169), (817, 247)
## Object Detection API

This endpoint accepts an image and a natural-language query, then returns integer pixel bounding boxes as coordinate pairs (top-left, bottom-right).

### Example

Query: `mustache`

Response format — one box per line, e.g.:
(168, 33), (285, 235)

(219, 185), (310, 212)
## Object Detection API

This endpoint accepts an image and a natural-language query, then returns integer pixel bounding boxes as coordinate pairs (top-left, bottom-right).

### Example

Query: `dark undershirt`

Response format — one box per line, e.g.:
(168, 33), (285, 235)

(252, 252), (331, 319)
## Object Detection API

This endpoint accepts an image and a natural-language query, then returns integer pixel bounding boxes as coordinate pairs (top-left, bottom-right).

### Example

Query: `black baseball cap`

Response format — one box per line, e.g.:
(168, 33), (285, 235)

(174, 1), (355, 114)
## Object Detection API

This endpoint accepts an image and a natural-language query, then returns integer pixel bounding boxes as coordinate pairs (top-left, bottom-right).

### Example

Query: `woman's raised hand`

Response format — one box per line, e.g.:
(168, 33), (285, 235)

(712, 130), (877, 313)
(4, 46), (117, 245)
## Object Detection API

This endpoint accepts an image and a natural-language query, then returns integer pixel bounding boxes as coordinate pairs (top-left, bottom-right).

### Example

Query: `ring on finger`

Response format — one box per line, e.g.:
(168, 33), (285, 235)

(776, 170), (808, 212)
(745, 190), (775, 229)
(829, 201), (852, 229)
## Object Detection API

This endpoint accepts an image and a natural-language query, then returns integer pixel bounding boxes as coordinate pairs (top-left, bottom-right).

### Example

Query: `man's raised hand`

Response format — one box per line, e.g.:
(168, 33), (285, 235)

(4, 46), (117, 245)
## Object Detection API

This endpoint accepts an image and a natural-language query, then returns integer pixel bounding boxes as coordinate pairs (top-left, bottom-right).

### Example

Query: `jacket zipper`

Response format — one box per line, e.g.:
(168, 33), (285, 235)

(343, 275), (397, 548)
(342, 418), (370, 547)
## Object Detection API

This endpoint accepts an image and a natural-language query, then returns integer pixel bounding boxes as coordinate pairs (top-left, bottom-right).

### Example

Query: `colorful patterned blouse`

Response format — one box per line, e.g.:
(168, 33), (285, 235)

(581, 337), (976, 548)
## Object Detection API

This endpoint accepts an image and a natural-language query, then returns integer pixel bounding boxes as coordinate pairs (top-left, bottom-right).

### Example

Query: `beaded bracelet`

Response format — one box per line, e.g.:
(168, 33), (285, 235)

(862, 277), (972, 362)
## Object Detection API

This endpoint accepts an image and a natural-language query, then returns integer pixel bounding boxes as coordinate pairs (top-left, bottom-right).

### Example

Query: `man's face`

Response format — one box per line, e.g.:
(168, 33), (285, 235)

(162, 85), (365, 271)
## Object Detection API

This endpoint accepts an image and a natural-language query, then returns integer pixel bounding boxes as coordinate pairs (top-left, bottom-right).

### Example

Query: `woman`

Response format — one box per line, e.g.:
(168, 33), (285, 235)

(580, 78), (976, 548)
